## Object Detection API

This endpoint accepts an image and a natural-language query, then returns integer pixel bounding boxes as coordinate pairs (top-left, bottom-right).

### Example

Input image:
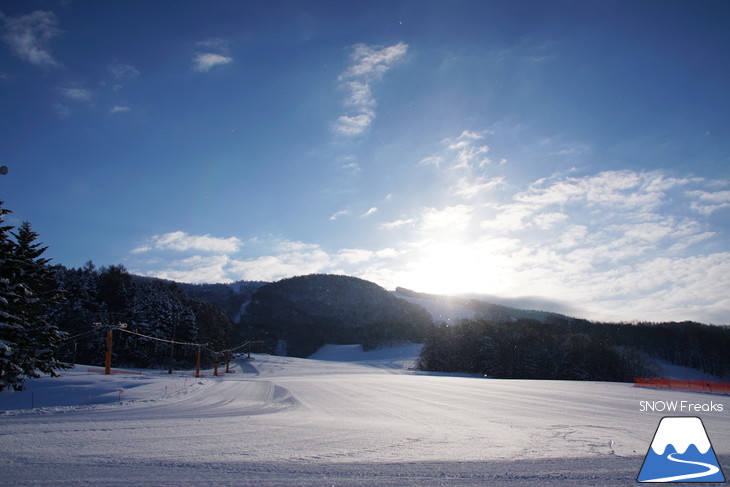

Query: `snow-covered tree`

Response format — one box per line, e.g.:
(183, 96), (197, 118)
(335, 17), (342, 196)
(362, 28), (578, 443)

(0, 205), (68, 391)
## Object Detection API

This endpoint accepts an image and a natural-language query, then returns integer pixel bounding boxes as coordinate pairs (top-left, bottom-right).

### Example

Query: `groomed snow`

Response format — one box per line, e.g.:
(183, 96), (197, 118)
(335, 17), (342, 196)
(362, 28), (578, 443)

(1, 344), (728, 486)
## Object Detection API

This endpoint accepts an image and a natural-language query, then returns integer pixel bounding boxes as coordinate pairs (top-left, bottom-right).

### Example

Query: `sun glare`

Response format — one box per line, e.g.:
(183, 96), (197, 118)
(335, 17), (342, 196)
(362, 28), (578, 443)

(397, 240), (506, 296)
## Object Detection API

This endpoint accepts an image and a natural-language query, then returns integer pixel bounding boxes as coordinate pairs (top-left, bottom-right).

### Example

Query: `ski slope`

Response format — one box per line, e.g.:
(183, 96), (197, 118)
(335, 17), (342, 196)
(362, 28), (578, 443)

(1, 345), (728, 486)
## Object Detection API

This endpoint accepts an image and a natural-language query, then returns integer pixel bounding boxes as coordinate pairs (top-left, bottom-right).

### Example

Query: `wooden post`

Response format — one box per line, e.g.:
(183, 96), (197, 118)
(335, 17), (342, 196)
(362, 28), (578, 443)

(247, 341), (251, 359)
(213, 355), (219, 376)
(225, 351), (231, 373)
(105, 329), (113, 375)
(195, 346), (201, 378)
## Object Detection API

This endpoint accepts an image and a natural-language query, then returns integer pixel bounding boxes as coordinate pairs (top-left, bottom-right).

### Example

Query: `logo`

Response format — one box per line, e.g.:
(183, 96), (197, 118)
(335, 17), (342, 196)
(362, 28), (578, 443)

(638, 417), (725, 483)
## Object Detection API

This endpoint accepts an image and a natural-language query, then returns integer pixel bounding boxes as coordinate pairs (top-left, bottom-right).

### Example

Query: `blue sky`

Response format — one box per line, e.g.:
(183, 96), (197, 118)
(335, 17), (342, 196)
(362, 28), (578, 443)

(2, 1), (729, 323)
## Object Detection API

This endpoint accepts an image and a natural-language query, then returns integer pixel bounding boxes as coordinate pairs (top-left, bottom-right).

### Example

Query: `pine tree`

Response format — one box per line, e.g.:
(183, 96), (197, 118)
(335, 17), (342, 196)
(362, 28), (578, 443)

(0, 203), (26, 390)
(0, 205), (69, 391)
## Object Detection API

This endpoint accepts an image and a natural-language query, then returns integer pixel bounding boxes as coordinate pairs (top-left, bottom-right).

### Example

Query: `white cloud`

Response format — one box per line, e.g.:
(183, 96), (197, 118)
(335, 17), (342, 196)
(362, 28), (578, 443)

(361, 207), (378, 217)
(341, 42), (409, 81)
(419, 155), (443, 167)
(380, 218), (415, 230)
(337, 248), (398, 265)
(136, 231), (241, 254)
(108, 62), (140, 79)
(145, 255), (232, 284)
(334, 111), (375, 136)
(687, 189), (730, 215)
(193, 53), (233, 72)
(333, 42), (408, 136)
(329, 209), (350, 221)
(228, 242), (334, 282)
(110, 105), (130, 114)
(1, 10), (62, 68)
(420, 205), (473, 232)
(452, 176), (505, 198)
(196, 38), (229, 51)
(60, 87), (92, 102)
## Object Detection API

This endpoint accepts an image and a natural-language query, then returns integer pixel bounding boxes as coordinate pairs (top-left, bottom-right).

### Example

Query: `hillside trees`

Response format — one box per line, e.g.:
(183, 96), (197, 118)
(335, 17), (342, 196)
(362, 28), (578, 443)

(0, 204), (69, 391)
(418, 319), (658, 382)
(51, 266), (234, 369)
(242, 274), (434, 356)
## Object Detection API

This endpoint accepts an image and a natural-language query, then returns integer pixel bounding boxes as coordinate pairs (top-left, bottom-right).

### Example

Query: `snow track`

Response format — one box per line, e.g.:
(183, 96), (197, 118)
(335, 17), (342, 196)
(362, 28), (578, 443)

(1, 349), (728, 486)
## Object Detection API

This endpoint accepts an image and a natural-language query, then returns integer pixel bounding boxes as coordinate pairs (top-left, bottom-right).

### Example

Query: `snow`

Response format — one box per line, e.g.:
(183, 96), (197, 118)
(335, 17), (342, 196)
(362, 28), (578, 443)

(1, 346), (728, 486)
(309, 343), (423, 369)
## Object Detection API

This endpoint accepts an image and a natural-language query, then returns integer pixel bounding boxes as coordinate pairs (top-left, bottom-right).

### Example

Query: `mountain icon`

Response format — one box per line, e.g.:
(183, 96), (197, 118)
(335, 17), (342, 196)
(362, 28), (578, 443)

(638, 417), (725, 483)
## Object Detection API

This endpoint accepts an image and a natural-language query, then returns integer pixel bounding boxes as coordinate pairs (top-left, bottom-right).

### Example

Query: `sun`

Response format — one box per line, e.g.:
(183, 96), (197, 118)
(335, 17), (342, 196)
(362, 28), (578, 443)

(395, 239), (507, 297)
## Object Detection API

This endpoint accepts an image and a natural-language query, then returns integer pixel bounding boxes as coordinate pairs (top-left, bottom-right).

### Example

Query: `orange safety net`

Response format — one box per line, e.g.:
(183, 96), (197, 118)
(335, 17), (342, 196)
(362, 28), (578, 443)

(634, 377), (730, 395)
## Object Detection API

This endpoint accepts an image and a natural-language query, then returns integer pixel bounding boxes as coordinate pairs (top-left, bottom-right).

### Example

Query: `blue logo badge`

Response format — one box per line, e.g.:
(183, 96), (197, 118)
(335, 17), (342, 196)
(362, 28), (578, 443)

(638, 417), (725, 483)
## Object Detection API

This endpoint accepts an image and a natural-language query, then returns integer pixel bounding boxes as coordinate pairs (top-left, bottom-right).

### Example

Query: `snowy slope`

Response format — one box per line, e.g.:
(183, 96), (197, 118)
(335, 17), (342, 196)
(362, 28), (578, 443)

(1, 354), (728, 486)
(309, 343), (423, 369)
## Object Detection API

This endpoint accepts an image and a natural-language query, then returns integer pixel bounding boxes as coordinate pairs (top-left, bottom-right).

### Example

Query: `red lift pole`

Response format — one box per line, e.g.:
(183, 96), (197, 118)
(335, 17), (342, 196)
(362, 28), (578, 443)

(195, 346), (201, 378)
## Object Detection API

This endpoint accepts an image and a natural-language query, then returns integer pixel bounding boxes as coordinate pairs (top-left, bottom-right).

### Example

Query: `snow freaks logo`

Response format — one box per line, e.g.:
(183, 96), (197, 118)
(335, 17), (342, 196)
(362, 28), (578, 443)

(637, 417), (726, 483)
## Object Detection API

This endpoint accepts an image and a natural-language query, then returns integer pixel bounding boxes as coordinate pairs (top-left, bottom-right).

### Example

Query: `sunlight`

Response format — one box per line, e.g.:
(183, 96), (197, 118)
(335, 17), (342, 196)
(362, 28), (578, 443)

(396, 239), (509, 296)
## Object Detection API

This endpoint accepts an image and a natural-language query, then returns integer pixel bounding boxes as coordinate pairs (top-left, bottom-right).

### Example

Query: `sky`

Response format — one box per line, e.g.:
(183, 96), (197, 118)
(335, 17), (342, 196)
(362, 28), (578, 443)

(1, 0), (729, 324)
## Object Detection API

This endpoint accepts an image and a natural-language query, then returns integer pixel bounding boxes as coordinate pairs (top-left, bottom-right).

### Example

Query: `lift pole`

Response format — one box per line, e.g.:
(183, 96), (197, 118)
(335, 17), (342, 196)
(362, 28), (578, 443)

(195, 346), (201, 378)
(104, 329), (113, 375)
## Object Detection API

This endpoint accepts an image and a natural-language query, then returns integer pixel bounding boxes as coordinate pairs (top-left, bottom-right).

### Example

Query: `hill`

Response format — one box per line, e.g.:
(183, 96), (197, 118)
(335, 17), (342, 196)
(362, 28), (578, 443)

(393, 287), (572, 324)
(239, 274), (434, 356)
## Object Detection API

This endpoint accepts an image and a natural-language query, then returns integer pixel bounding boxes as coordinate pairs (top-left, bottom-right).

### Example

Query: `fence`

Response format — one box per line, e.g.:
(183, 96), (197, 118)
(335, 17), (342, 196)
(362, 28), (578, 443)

(634, 378), (730, 395)
(60, 325), (265, 377)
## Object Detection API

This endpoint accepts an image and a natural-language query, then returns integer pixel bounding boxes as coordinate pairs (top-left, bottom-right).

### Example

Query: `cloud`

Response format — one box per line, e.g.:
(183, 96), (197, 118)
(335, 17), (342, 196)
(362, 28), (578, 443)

(687, 189), (730, 215)
(108, 62), (140, 79)
(134, 231), (241, 254)
(444, 131), (491, 169)
(193, 53), (233, 72)
(127, 166), (730, 322)
(60, 87), (92, 102)
(341, 42), (409, 80)
(110, 105), (130, 114)
(420, 205), (473, 232)
(380, 218), (415, 230)
(144, 255), (233, 284)
(192, 38), (233, 72)
(329, 209), (350, 221)
(1, 10), (62, 68)
(334, 111), (375, 136)
(333, 42), (408, 136)
(228, 241), (334, 282)
(452, 176), (505, 198)
(361, 207), (378, 217)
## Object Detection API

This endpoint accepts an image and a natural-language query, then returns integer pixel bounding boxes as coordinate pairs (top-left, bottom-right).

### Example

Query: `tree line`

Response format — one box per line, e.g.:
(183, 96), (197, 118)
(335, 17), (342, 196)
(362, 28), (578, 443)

(51, 262), (233, 370)
(418, 317), (730, 382)
(0, 200), (233, 391)
(418, 319), (658, 382)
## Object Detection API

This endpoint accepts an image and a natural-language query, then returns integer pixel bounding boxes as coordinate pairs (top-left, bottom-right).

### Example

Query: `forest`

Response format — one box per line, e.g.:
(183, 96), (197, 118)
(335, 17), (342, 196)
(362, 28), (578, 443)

(417, 317), (730, 381)
(50, 263), (233, 371)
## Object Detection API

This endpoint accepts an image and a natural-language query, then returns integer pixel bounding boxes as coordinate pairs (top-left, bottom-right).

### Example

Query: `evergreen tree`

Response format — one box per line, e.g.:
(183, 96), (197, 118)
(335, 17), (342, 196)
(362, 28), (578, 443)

(0, 206), (68, 390)
(0, 203), (26, 390)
